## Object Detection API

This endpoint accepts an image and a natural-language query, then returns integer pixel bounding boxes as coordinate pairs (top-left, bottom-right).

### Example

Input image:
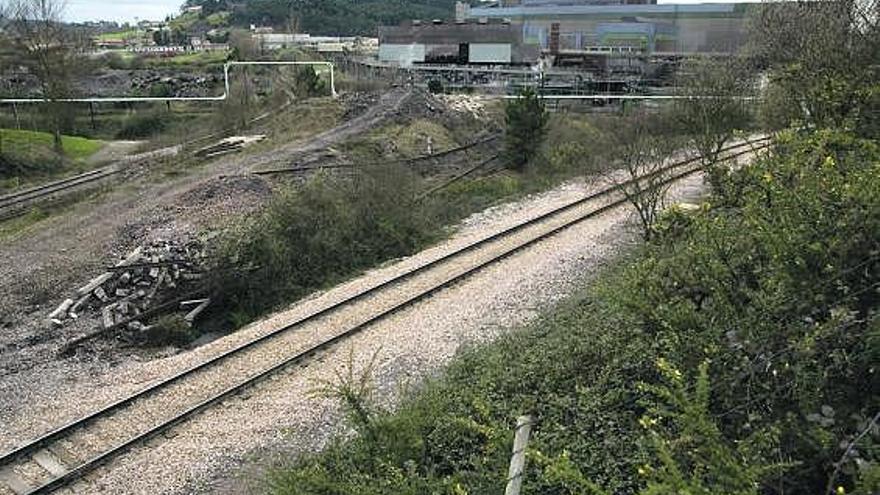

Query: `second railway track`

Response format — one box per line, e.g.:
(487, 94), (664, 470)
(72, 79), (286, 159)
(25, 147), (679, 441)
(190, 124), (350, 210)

(0, 137), (771, 495)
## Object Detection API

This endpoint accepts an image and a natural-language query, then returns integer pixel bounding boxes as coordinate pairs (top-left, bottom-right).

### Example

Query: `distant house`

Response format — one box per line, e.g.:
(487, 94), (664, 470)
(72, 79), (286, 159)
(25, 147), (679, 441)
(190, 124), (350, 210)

(184, 5), (203, 14)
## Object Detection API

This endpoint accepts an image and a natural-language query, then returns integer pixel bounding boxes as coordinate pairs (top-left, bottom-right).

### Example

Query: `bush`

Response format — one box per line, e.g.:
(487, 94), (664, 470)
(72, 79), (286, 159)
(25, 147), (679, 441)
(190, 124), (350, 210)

(210, 165), (442, 326)
(427, 79), (444, 94)
(142, 314), (196, 346)
(503, 88), (549, 171)
(116, 111), (167, 139)
(294, 67), (327, 98)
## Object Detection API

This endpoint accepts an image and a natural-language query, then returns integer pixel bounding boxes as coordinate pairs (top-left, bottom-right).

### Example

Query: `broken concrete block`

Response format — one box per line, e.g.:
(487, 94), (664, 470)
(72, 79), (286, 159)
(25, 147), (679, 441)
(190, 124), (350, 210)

(48, 299), (74, 320)
(94, 287), (109, 302)
(115, 288), (131, 298)
(115, 247), (143, 268)
(180, 298), (209, 308)
(184, 298), (211, 325)
(69, 294), (91, 316)
(76, 272), (113, 297)
(102, 306), (115, 329)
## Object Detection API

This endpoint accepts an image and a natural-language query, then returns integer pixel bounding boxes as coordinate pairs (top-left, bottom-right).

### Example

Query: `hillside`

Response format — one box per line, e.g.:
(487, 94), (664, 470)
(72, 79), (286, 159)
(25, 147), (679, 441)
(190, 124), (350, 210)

(183, 0), (459, 35)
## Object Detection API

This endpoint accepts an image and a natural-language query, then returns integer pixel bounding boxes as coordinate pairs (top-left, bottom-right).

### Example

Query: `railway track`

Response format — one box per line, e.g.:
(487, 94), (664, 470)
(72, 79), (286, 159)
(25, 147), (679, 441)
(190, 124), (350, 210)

(252, 133), (502, 176)
(0, 137), (772, 495)
(0, 100), (297, 224)
(0, 167), (122, 222)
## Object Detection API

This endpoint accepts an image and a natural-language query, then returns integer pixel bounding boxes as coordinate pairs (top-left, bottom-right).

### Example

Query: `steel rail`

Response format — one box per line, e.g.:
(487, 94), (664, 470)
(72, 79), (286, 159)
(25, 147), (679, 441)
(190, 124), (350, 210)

(0, 168), (124, 222)
(0, 137), (772, 494)
(0, 169), (114, 208)
(253, 134), (502, 176)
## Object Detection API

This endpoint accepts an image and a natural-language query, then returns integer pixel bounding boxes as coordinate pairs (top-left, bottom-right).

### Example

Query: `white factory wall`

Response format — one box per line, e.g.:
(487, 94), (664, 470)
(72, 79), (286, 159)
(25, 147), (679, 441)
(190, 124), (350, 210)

(379, 44), (427, 66)
(468, 43), (513, 63)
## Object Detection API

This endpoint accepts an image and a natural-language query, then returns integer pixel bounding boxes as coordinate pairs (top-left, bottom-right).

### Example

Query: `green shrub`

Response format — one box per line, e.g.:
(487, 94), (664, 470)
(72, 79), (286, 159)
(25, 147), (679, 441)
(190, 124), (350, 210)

(116, 111), (167, 139)
(143, 314), (196, 346)
(210, 165), (441, 326)
(427, 79), (444, 94)
(503, 88), (549, 171)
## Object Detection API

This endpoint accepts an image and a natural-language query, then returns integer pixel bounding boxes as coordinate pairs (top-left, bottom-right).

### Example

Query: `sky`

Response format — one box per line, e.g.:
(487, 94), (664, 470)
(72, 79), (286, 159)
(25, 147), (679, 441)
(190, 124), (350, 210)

(64, 0), (752, 24)
(66, 0), (182, 23)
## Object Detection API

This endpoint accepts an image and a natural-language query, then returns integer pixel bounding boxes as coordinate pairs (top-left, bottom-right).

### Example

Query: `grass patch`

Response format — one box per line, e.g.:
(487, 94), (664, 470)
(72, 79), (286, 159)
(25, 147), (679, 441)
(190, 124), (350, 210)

(209, 165), (444, 328)
(94, 30), (140, 41)
(142, 51), (228, 68)
(0, 129), (105, 188)
(1, 128), (103, 161)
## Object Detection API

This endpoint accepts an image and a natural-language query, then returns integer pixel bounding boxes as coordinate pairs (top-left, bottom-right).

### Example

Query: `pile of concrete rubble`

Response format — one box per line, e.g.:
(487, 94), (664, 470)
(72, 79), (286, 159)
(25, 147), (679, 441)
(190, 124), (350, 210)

(438, 94), (488, 120)
(48, 240), (209, 332)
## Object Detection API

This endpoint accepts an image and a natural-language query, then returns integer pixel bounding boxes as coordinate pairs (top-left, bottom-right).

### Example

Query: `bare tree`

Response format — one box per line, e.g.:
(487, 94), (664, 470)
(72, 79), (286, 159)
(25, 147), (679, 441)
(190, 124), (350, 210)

(672, 57), (754, 195)
(602, 113), (681, 241)
(3, 0), (84, 154)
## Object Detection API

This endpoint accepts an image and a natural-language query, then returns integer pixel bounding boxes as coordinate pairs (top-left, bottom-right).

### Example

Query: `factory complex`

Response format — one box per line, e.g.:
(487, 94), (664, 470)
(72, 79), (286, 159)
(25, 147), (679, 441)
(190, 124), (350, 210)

(378, 0), (756, 72)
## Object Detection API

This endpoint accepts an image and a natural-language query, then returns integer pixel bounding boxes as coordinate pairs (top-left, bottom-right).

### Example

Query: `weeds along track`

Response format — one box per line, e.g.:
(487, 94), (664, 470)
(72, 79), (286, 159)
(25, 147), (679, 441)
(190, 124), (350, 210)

(0, 137), (771, 495)
(0, 167), (123, 222)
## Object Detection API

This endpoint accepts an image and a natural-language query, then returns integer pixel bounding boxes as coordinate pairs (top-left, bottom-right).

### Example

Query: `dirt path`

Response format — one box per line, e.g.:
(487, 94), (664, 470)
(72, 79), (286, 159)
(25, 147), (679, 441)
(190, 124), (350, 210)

(85, 140), (145, 166)
(0, 88), (411, 374)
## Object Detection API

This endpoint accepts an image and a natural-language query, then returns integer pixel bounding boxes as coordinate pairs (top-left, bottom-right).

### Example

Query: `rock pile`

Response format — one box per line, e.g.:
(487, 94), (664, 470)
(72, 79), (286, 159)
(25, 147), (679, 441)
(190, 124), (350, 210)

(438, 94), (488, 120)
(130, 72), (221, 97)
(48, 240), (208, 333)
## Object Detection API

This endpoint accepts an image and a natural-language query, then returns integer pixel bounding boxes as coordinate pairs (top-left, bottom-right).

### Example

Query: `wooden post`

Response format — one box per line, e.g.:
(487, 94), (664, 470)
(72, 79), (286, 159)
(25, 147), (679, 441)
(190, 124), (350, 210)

(505, 415), (536, 495)
(12, 102), (20, 129)
(89, 102), (97, 130)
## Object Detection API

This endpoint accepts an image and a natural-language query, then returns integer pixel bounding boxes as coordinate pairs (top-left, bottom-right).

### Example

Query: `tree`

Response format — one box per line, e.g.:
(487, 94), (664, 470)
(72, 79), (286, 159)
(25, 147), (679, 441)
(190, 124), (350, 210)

(746, 0), (879, 136)
(602, 112), (680, 241)
(503, 87), (548, 171)
(3, 0), (84, 155)
(672, 57), (754, 196)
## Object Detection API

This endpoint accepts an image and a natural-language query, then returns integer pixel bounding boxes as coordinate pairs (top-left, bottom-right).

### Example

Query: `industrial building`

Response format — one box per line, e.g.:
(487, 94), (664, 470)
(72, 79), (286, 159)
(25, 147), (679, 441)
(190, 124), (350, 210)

(378, 0), (755, 68)
(378, 21), (539, 66)
(465, 0), (755, 56)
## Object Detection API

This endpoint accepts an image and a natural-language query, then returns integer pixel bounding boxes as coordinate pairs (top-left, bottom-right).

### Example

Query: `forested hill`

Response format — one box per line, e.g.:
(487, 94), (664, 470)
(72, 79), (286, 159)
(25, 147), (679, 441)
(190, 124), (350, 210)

(183, 0), (459, 35)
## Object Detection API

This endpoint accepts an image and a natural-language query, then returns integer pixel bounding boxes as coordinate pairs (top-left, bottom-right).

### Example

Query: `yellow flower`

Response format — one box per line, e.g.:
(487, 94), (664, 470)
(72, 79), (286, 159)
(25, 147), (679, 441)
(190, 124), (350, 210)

(836, 486), (845, 495)
(824, 156), (837, 169)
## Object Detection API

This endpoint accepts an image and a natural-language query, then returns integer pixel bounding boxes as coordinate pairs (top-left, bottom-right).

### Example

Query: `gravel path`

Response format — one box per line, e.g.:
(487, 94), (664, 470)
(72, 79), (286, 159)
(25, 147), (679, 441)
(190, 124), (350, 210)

(0, 167), (711, 494)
